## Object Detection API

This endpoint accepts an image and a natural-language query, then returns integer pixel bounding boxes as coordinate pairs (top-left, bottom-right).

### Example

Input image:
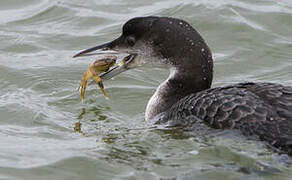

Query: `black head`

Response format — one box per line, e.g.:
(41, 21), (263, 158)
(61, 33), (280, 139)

(74, 16), (213, 87)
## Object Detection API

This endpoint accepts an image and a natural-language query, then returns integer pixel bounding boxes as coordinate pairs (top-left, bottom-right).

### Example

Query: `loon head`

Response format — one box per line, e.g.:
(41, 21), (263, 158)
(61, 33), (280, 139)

(74, 16), (213, 90)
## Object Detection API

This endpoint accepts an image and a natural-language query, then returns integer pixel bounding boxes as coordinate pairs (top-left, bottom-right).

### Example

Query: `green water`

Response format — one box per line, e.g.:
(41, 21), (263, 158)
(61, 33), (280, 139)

(0, 0), (292, 179)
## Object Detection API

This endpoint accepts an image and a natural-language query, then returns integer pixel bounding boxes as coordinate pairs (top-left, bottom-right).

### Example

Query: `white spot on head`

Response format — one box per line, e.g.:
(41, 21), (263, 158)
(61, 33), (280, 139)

(169, 21), (173, 24)
(179, 22), (183, 25)
(201, 48), (205, 52)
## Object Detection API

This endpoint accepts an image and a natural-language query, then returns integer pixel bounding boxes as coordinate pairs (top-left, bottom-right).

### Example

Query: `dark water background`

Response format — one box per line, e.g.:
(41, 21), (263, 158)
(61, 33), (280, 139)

(0, 0), (292, 179)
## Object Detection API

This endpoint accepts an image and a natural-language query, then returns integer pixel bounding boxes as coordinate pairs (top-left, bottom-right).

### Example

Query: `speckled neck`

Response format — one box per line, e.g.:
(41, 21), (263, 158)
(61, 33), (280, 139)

(144, 18), (214, 121)
(146, 64), (213, 122)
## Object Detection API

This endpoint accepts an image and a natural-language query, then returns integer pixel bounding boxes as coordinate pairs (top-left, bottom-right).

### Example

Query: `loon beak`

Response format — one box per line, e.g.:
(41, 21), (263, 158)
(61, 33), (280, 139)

(73, 39), (138, 80)
(73, 41), (118, 58)
(99, 54), (136, 80)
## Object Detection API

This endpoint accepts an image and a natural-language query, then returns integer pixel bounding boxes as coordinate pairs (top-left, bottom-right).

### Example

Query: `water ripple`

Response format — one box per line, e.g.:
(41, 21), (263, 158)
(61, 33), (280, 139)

(0, 0), (52, 24)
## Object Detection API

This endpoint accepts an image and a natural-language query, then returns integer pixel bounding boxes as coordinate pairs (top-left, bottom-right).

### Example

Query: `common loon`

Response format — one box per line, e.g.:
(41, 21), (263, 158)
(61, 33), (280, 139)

(74, 16), (292, 155)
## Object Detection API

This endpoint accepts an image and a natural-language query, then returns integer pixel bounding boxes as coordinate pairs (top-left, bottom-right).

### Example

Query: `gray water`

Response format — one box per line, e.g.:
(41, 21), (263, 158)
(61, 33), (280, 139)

(0, 0), (292, 179)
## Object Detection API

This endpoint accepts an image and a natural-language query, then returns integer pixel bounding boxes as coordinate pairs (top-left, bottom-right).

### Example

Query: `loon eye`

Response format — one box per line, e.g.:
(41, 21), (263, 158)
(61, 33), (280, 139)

(126, 36), (136, 46)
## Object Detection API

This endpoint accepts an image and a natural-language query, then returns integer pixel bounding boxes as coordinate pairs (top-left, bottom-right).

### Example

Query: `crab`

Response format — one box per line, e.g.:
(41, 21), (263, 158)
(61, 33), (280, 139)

(79, 55), (117, 101)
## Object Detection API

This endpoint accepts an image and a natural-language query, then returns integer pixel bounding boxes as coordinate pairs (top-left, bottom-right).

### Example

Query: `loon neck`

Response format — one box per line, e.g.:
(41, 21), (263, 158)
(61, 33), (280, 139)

(145, 67), (212, 122)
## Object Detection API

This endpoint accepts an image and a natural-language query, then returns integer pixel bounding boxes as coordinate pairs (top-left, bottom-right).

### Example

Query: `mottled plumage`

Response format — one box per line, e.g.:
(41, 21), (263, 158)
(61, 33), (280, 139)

(156, 82), (292, 154)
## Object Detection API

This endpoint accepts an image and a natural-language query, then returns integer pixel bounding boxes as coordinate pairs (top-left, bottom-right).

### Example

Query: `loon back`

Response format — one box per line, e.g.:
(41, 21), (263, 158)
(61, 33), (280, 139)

(156, 82), (292, 154)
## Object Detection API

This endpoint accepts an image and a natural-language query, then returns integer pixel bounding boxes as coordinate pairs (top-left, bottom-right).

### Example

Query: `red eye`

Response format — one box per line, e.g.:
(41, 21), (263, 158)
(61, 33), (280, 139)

(127, 36), (136, 46)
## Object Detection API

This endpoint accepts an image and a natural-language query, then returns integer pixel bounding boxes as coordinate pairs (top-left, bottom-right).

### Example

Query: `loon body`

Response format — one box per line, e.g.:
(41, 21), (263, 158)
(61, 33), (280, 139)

(74, 16), (292, 154)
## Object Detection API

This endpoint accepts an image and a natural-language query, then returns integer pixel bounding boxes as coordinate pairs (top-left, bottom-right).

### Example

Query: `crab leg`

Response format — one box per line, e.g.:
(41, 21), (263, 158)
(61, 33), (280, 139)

(79, 69), (93, 102)
(93, 75), (108, 99)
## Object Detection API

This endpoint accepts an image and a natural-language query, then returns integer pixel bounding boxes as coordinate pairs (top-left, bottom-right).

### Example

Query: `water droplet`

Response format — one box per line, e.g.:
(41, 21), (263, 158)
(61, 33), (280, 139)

(189, 150), (198, 155)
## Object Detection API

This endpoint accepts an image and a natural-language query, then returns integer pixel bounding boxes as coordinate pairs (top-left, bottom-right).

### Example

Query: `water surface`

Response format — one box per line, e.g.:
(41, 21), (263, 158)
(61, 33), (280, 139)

(0, 0), (292, 179)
